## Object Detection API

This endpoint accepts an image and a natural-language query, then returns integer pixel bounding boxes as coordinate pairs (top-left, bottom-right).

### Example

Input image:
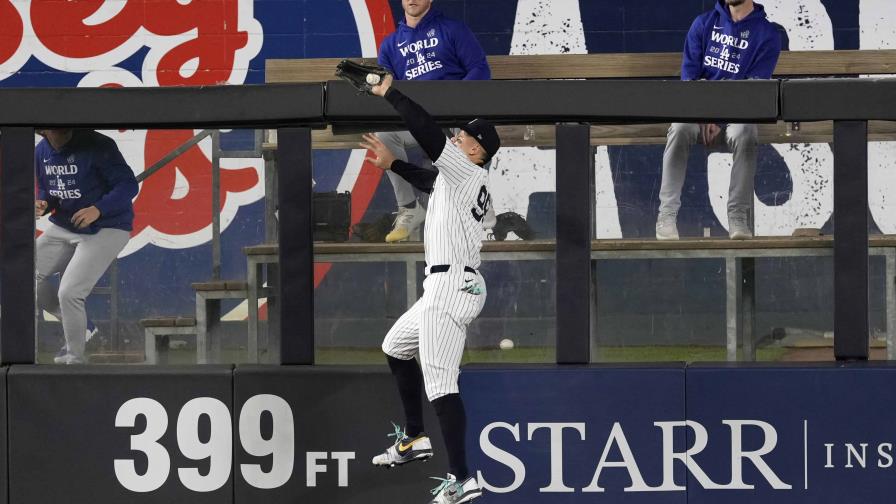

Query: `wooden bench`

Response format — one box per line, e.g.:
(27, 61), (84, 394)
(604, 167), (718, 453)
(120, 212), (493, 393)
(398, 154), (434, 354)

(266, 51), (896, 82)
(265, 50), (896, 149)
(140, 317), (197, 364)
(246, 237), (896, 361)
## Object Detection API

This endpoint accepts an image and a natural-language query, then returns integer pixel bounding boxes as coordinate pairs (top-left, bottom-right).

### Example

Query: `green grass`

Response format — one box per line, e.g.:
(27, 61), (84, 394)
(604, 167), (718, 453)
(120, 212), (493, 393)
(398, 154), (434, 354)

(39, 344), (788, 365)
(316, 345), (788, 365)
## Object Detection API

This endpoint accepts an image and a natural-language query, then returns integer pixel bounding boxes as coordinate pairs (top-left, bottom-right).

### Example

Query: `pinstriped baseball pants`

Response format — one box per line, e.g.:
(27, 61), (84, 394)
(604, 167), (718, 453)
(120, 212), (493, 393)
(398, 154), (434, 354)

(382, 268), (487, 401)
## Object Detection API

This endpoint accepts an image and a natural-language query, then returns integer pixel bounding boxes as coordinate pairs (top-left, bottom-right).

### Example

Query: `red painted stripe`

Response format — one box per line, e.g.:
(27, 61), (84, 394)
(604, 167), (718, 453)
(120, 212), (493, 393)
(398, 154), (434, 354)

(367, 0), (396, 45)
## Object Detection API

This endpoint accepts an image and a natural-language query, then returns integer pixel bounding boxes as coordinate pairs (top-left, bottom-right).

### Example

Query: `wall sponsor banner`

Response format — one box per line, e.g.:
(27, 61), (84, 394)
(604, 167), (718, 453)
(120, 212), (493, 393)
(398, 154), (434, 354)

(4, 364), (896, 503)
(6, 365), (234, 504)
(461, 365), (688, 503)
(686, 363), (896, 504)
(232, 365), (447, 504)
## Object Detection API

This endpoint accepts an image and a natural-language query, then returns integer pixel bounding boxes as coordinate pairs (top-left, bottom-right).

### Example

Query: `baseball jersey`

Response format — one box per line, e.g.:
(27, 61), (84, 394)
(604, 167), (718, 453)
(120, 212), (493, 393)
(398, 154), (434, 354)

(423, 141), (490, 269)
(378, 9), (490, 81)
(681, 1), (782, 81)
(35, 130), (138, 234)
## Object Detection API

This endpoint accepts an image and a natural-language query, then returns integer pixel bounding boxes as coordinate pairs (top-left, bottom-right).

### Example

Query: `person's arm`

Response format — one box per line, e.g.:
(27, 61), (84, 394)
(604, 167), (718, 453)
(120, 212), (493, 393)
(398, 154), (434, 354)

(681, 17), (705, 81)
(360, 132), (438, 192)
(92, 139), (139, 217)
(742, 27), (783, 79)
(372, 75), (447, 162)
(451, 23), (491, 80)
(391, 160), (437, 193)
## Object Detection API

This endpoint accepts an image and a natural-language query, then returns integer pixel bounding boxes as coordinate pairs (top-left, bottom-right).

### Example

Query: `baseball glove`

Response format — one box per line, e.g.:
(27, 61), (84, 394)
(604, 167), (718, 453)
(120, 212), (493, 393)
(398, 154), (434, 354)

(491, 212), (535, 241)
(351, 213), (395, 243)
(335, 59), (391, 95)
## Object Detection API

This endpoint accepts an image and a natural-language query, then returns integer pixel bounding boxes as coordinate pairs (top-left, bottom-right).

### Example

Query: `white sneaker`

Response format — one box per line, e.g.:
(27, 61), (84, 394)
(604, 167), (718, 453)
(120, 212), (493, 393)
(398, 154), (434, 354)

(53, 352), (85, 365)
(385, 204), (426, 243)
(482, 206), (496, 231)
(429, 473), (482, 504)
(728, 212), (753, 240)
(372, 423), (433, 468)
(655, 212), (679, 240)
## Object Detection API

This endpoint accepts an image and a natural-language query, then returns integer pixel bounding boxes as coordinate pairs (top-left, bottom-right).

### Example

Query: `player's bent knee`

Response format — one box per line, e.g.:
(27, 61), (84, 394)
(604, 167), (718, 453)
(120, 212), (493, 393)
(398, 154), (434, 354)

(728, 124), (758, 146)
(57, 286), (86, 305)
(381, 342), (411, 360)
(667, 122), (699, 144)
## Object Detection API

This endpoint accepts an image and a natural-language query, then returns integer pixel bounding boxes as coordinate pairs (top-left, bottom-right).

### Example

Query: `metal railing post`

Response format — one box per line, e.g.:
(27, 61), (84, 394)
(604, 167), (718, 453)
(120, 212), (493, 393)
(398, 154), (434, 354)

(211, 130), (222, 281)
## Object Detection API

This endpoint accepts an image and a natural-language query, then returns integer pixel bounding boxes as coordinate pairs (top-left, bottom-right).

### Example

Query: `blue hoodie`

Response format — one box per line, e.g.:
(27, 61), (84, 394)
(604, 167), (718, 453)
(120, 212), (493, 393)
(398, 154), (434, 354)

(378, 9), (490, 81)
(36, 130), (138, 234)
(681, 1), (782, 81)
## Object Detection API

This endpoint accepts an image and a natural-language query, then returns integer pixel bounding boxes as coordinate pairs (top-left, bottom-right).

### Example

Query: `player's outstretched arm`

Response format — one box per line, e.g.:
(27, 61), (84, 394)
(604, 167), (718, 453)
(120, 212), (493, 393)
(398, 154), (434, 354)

(370, 75), (447, 162)
(360, 133), (437, 193)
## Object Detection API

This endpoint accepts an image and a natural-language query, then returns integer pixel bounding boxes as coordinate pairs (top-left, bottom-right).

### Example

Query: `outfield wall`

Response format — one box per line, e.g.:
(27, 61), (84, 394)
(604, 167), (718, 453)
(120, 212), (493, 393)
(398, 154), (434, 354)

(3, 363), (895, 503)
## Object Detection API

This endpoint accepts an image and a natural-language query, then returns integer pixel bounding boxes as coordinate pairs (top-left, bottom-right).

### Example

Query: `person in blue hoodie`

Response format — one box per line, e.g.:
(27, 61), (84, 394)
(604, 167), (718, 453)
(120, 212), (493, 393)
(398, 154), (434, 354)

(35, 129), (138, 364)
(376, 0), (491, 243)
(656, 0), (782, 241)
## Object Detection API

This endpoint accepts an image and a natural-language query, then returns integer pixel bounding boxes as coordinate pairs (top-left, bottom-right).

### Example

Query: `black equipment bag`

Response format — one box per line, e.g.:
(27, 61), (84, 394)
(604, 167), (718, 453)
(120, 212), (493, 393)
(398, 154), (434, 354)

(313, 191), (351, 242)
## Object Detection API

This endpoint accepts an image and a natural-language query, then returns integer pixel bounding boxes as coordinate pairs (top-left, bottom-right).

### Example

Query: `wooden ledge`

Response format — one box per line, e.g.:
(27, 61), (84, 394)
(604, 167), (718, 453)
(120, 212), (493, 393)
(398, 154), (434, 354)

(244, 244), (279, 256)
(140, 317), (197, 327)
(244, 235), (896, 257)
(266, 50), (896, 83)
(191, 281), (249, 291)
(259, 121), (896, 150)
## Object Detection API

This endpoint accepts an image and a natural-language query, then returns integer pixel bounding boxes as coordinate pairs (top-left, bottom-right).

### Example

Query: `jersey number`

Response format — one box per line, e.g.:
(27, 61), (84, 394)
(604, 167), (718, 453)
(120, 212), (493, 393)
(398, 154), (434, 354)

(471, 186), (491, 222)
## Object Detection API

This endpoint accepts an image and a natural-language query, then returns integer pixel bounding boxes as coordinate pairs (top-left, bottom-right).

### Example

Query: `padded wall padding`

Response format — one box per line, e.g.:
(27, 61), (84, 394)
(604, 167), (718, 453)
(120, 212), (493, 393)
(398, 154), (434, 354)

(7, 366), (233, 504)
(233, 365), (446, 504)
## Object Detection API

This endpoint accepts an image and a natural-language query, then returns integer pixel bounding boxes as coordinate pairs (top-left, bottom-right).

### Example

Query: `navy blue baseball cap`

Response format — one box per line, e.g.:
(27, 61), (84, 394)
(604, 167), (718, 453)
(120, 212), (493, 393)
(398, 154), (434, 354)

(460, 118), (500, 160)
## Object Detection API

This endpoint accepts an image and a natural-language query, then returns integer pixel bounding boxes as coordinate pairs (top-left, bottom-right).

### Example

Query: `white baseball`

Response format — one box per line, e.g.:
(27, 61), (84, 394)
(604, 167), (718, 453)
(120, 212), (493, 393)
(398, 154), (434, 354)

(499, 338), (514, 350)
(366, 73), (380, 85)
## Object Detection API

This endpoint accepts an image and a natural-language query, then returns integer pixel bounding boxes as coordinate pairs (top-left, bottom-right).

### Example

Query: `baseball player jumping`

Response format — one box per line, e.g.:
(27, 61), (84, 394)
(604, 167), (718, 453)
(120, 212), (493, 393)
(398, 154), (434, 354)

(360, 74), (499, 503)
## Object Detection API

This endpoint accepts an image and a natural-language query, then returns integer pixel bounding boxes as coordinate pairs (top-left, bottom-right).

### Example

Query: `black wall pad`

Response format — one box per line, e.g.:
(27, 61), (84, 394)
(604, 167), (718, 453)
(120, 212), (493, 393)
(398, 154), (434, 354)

(0, 84), (324, 128)
(0, 128), (36, 365)
(277, 128), (314, 364)
(233, 365), (445, 504)
(325, 79), (780, 125)
(6, 365), (234, 504)
(555, 124), (594, 364)
(833, 121), (869, 360)
(782, 78), (896, 121)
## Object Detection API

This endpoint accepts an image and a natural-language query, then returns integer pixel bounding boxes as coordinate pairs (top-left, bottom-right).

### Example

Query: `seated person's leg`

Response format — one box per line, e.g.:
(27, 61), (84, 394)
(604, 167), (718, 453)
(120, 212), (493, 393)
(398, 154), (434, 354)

(657, 123), (699, 240)
(377, 131), (428, 242)
(725, 123), (759, 240)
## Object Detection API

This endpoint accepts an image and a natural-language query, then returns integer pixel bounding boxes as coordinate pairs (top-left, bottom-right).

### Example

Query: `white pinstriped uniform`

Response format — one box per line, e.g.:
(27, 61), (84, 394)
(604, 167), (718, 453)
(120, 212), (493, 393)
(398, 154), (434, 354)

(382, 141), (490, 401)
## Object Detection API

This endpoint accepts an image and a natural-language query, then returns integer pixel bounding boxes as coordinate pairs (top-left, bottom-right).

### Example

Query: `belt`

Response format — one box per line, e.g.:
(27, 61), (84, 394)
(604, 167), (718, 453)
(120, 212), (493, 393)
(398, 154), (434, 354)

(427, 264), (476, 274)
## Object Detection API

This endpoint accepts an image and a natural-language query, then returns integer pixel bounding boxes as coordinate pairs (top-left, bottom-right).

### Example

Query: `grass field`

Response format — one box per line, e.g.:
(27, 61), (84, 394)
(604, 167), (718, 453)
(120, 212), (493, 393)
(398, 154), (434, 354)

(40, 344), (790, 365)
(316, 345), (789, 364)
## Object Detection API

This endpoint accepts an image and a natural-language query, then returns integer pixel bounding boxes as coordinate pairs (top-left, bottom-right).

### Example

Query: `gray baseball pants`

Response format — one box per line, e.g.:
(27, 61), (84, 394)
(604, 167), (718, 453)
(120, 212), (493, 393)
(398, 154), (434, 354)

(658, 122), (758, 216)
(377, 130), (435, 207)
(36, 224), (130, 359)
